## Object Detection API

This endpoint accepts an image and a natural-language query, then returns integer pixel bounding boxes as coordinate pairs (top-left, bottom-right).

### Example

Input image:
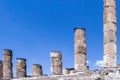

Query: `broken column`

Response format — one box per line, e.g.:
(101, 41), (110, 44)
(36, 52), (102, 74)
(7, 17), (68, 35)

(2, 49), (13, 79)
(50, 50), (62, 75)
(103, 0), (117, 67)
(74, 27), (87, 70)
(32, 64), (42, 77)
(0, 60), (3, 79)
(16, 58), (26, 78)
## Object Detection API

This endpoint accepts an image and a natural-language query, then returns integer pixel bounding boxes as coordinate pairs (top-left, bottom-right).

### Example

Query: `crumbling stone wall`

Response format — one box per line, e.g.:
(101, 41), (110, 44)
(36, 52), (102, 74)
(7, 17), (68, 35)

(0, 0), (119, 80)
(11, 68), (120, 80)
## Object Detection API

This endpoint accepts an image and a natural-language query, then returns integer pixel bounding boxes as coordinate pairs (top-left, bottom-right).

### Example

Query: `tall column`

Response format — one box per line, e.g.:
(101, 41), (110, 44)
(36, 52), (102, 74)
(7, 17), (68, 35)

(2, 49), (13, 79)
(0, 60), (3, 79)
(103, 0), (117, 67)
(32, 64), (42, 77)
(16, 58), (26, 78)
(74, 27), (87, 70)
(50, 50), (62, 75)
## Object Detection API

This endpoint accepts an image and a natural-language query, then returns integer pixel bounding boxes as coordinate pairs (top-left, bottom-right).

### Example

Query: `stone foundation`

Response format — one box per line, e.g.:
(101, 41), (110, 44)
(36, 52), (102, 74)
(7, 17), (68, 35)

(12, 68), (120, 80)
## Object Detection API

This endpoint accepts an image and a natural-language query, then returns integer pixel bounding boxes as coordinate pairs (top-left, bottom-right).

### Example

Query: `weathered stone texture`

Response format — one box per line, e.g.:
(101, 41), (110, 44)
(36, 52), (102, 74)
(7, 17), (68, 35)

(104, 0), (117, 67)
(0, 0), (119, 79)
(74, 27), (87, 70)
(104, 6), (116, 14)
(104, 43), (116, 55)
(50, 50), (62, 75)
(104, 13), (116, 23)
(13, 69), (120, 80)
(104, 55), (116, 67)
(2, 49), (13, 79)
(104, 23), (116, 32)
(104, 31), (116, 44)
(63, 68), (74, 75)
(117, 64), (120, 68)
(63, 68), (70, 75)
(11, 68), (120, 80)
(32, 64), (42, 77)
(104, 0), (116, 7)
(0, 60), (3, 79)
(16, 58), (26, 78)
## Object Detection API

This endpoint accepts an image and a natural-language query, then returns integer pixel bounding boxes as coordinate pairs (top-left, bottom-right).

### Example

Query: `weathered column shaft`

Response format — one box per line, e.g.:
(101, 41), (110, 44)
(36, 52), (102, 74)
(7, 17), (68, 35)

(2, 49), (13, 79)
(0, 60), (3, 79)
(104, 0), (117, 67)
(50, 50), (62, 75)
(32, 64), (42, 77)
(74, 27), (87, 70)
(16, 58), (26, 78)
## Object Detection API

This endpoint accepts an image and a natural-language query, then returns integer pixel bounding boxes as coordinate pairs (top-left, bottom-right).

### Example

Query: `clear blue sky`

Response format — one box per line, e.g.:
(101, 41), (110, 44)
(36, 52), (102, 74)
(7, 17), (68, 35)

(0, 0), (120, 76)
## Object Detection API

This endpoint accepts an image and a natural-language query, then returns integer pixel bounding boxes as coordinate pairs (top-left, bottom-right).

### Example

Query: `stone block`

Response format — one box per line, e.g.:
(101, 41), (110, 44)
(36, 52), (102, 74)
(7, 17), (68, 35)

(104, 13), (116, 23)
(74, 45), (86, 54)
(104, 31), (116, 44)
(104, 22), (116, 32)
(63, 68), (70, 75)
(50, 50), (62, 58)
(104, 0), (116, 7)
(104, 43), (116, 55)
(75, 54), (87, 70)
(104, 54), (117, 67)
(2, 49), (12, 56)
(32, 64), (42, 77)
(104, 6), (116, 14)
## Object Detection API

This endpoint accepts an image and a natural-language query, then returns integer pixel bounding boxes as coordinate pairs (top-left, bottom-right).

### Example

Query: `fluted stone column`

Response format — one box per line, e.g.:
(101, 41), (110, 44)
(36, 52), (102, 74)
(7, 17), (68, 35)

(0, 60), (3, 79)
(50, 50), (62, 75)
(2, 49), (13, 79)
(16, 58), (26, 78)
(32, 64), (42, 77)
(103, 0), (117, 67)
(74, 27), (87, 70)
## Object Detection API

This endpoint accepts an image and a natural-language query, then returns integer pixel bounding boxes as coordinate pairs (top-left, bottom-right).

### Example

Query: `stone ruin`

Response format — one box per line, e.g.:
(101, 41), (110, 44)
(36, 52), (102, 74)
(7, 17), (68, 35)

(16, 58), (27, 78)
(0, 0), (120, 80)
(0, 60), (3, 79)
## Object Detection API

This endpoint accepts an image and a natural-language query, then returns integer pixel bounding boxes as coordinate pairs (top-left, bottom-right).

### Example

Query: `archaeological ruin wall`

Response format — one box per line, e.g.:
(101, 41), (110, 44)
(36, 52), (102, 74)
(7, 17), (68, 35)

(0, 0), (120, 80)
